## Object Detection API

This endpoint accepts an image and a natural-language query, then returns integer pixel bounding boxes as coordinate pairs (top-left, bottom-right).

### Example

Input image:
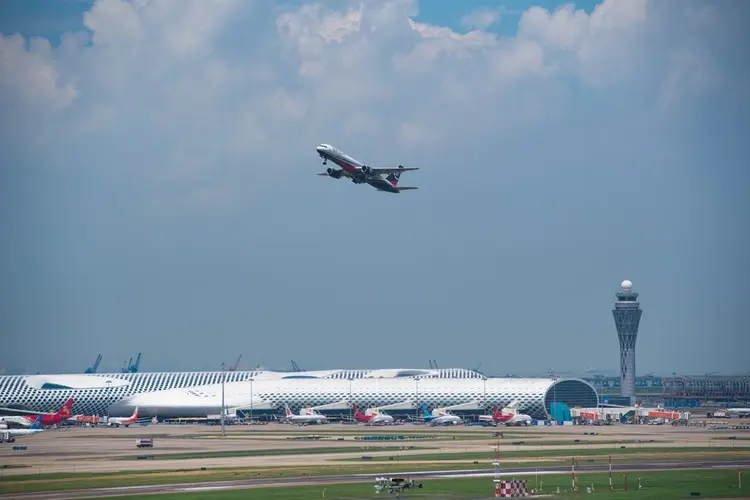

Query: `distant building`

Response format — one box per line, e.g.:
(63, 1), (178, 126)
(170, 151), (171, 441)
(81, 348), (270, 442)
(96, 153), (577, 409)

(612, 280), (643, 405)
(0, 369), (598, 420)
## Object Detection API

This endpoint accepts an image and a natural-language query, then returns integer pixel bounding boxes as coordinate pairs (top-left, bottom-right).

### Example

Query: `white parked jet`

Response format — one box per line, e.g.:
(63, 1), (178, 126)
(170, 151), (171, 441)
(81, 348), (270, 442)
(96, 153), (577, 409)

(429, 408), (463, 426)
(316, 144), (419, 193)
(283, 405), (328, 425)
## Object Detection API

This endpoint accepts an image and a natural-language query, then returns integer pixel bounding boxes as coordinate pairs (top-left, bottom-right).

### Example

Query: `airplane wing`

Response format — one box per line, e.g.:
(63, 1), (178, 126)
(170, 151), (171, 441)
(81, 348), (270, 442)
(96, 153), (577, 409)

(370, 166), (419, 175)
(396, 187), (418, 191)
(318, 168), (344, 177)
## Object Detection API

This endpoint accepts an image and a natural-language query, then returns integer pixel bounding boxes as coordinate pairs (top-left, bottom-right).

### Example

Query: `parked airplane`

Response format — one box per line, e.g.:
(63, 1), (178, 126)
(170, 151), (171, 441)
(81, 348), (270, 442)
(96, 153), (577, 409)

(0, 399), (74, 428)
(282, 405), (328, 425)
(108, 407), (139, 427)
(1, 416), (44, 443)
(479, 404), (532, 426)
(478, 406), (510, 425)
(427, 407), (463, 426)
(352, 404), (394, 425)
(316, 144), (419, 193)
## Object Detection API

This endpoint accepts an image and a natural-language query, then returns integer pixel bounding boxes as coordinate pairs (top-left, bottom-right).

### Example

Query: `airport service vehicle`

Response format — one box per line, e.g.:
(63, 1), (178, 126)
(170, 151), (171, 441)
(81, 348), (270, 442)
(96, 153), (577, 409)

(374, 476), (423, 494)
(316, 144), (419, 193)
(136, 438), (153, 448)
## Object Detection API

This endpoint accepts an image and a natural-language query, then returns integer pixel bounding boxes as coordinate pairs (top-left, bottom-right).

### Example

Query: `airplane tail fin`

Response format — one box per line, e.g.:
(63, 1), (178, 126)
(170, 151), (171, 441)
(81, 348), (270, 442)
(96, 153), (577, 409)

(58, 399), (74, 418)
(352, 403), (362, 417)
(284, 405), (293, 417)
(132, 407), (139, 420)
(29, 416), (43, 430)
(386, 166), (405, 187)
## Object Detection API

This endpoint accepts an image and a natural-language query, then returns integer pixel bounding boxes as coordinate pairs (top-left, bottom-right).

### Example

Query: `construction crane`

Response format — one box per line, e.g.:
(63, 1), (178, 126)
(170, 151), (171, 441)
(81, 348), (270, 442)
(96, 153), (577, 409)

(85, 354), (102, 374)
(121, 352), (142, 373)
(228, 354), (242, 372)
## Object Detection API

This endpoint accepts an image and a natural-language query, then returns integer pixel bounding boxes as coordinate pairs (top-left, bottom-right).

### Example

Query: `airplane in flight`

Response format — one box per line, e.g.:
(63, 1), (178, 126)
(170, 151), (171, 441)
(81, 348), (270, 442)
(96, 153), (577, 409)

(282, 405), (328, 425)
(1, 416), (44, 443)
(0, 399), (74, 428)
(352, 404), (394, 425)
(316, 144), (419, 193)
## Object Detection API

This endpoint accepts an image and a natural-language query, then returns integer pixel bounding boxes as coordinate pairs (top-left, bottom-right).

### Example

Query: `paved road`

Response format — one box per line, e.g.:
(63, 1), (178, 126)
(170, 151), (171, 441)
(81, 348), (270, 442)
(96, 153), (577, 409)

(4, 460), (750, 500)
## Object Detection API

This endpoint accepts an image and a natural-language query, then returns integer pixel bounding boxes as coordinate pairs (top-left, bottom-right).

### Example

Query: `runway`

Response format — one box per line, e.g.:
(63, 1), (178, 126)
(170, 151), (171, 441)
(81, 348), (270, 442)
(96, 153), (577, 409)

(5, 459), (750, 500)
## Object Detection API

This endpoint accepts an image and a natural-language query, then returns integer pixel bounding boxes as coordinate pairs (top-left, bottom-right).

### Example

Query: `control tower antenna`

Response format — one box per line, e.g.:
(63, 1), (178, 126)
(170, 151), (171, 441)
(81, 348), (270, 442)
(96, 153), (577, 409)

(612, 280), (642, 405)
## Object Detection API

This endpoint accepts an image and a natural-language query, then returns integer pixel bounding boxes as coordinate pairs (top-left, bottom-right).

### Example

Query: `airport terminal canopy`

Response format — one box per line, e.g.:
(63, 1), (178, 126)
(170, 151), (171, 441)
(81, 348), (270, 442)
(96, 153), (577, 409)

(0, 370), (597, 419)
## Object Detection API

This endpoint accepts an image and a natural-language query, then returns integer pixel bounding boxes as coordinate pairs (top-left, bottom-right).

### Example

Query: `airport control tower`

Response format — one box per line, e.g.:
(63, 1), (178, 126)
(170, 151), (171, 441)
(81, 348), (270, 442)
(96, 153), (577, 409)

(612, 280), (642, 405)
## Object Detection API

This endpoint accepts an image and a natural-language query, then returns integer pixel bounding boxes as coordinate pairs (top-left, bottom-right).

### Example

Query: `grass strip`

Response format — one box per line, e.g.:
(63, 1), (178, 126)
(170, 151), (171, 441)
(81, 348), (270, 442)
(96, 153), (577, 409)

(332, 445), (750, 462)
(23, 469), (750, 500)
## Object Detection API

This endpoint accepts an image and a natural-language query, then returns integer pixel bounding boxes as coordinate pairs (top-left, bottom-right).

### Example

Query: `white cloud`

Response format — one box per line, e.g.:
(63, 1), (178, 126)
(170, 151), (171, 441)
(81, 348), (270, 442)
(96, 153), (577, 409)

(517, 0), (650, 87)
(0, 0), (739, 207)
(461, 8), (502, 30)
(0, 33), (77, 110)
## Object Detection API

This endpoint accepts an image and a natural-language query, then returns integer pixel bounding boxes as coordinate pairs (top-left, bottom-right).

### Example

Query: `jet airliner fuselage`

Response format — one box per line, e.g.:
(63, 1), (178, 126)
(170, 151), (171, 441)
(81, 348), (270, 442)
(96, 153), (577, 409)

(316, 144), (419, 193)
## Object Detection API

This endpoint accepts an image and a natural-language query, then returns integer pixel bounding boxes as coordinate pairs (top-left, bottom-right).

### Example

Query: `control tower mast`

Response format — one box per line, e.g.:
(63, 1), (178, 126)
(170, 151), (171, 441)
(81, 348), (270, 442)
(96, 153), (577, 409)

(612, 280), (642, 405)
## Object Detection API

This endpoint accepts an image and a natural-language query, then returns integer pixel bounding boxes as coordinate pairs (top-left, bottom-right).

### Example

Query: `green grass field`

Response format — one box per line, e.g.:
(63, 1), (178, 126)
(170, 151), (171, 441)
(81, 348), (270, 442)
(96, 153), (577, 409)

(334, 445), (750, 462)
(3, 454), (748, 495)
(77, 469), (750, 500)
(0, 463), (493, 495)
(116, 446), (424, 461)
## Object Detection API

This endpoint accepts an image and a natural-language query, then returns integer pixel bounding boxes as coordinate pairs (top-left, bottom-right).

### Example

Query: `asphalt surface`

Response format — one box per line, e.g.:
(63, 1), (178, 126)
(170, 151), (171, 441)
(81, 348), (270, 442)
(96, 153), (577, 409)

(3, 459), (750, 500)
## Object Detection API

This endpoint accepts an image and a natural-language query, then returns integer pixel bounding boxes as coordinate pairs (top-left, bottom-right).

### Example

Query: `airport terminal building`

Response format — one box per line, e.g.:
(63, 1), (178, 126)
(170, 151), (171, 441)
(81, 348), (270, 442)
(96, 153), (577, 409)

(0, 368), (598, 420)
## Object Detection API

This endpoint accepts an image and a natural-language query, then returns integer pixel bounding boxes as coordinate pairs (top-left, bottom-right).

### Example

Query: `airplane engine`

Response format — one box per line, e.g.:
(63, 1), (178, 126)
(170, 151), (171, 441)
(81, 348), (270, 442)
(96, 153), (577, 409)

(361, 166), (372, 174)
(327, 168), (342, 179)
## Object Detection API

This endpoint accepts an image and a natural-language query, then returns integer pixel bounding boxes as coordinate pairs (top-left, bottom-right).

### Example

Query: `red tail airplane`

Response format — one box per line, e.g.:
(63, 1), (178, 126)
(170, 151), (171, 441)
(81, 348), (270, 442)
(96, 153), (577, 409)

(479, 405), (532, 426)
(352, 404), (394, 425)
(0, 399), (74, 428)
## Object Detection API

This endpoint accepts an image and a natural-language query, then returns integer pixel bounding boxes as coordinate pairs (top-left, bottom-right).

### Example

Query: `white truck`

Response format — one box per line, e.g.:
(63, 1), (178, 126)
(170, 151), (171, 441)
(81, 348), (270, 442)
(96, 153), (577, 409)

(136, 438), (153, 448)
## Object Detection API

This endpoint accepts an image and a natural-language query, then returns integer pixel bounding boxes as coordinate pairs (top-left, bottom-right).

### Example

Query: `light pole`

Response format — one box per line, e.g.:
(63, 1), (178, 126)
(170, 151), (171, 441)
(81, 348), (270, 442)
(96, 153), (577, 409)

(221, 362), (226, 437)
(249, 377), (254, 423)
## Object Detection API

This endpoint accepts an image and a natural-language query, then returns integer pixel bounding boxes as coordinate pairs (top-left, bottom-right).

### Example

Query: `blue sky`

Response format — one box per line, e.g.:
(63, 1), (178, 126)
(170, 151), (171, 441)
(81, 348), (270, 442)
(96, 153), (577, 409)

(0, 0), (747, 376)
(0, 0), (603, 42)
